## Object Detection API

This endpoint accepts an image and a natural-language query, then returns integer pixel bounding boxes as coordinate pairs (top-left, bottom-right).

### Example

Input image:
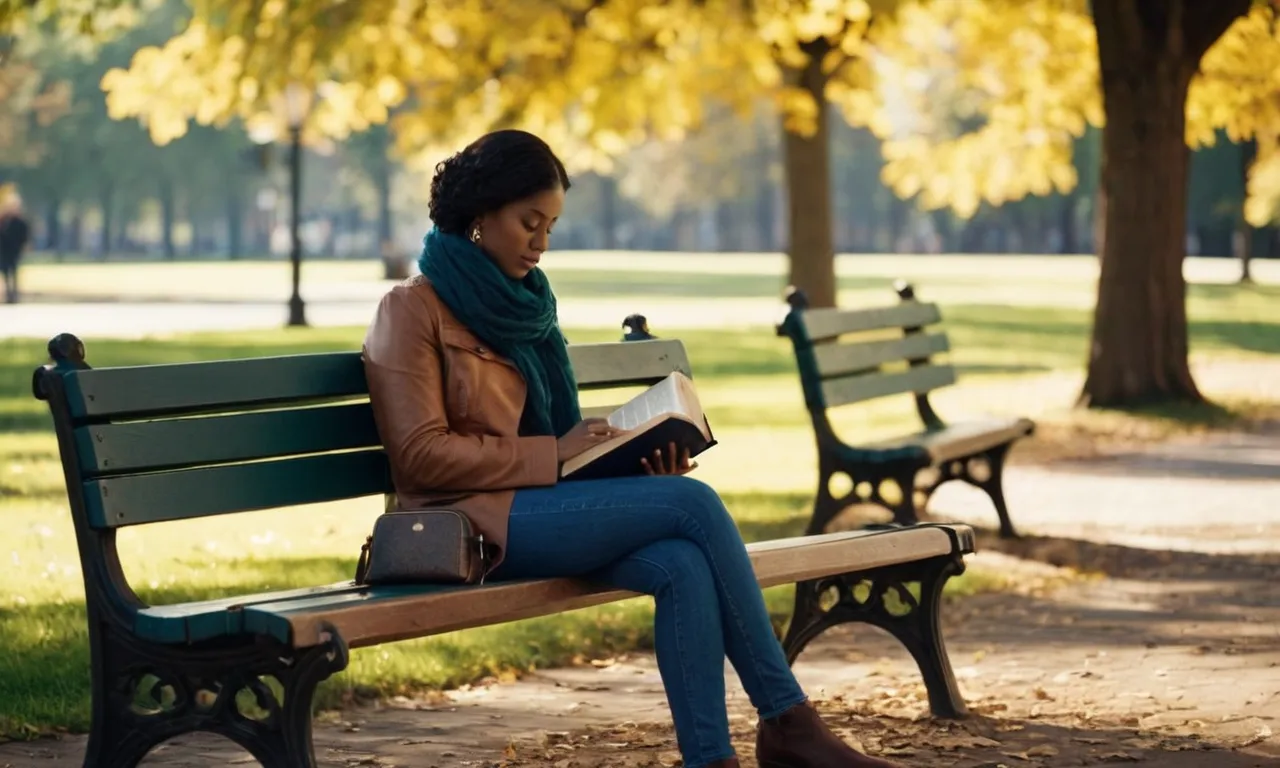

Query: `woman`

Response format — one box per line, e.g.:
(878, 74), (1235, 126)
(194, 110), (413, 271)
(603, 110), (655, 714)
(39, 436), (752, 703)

(362, 129), (900, 768)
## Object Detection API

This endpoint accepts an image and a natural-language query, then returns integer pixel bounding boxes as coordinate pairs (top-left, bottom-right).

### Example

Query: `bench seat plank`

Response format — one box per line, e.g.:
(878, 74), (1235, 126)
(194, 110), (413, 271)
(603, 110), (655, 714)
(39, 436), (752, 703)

(130, 524), (973, 649)
(863, 417), (1035, 464)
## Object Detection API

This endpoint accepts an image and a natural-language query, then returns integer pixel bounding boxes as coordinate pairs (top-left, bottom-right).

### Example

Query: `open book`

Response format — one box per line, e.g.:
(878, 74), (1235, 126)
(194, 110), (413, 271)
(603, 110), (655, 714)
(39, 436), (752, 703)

(561, 372), (717, 480)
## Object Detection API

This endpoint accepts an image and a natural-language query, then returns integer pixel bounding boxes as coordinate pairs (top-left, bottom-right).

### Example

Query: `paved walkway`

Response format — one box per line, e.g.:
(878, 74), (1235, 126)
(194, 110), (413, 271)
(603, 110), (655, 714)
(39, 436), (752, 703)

(938, 431), (1280, 554)
(1, 432), (1276, 767)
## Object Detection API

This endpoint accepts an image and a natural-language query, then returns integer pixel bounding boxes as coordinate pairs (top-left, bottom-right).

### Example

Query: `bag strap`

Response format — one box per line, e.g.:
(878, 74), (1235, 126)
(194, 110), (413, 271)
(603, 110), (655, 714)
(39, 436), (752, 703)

(354, 535), (373, 585)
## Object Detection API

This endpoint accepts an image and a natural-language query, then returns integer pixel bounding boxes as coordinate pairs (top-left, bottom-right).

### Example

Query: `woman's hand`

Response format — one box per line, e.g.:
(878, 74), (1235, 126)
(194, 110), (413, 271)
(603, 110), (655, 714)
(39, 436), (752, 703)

(556, 418), (624, 464)
(641, 442), (697, 476)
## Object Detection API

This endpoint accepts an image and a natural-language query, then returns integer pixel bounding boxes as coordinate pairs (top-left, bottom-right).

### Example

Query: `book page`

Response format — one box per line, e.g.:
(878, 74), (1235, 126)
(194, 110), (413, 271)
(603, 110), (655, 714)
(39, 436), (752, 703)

(607, 373), (697, 432)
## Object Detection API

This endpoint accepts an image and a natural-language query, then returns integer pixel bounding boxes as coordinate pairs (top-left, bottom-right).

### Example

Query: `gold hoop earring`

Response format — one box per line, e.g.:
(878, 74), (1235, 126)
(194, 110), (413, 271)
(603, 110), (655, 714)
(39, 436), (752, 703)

(470, 225), (482, 244)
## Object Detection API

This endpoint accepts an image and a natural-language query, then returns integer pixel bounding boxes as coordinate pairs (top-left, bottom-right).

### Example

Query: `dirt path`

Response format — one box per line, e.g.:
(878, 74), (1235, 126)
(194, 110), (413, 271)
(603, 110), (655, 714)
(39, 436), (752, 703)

(2, 436), (1277, 767)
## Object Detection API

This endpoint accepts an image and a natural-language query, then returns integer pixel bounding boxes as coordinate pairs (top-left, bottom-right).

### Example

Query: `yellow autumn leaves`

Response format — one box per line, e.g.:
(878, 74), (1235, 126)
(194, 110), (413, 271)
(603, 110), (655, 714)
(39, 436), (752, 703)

(92, 0), (1280, 224)
(876, 0), (1280, 221)
(874, 0), (1101, 217)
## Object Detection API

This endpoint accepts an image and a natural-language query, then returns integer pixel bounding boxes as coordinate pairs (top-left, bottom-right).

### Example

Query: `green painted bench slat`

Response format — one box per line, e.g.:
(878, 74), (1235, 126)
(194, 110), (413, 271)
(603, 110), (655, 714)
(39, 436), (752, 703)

(820, 363), (958, 409)
(75, 402), (380, 476)
(61, 352), (367, 422)
(813, 333), (951, 379)
(800, 301), (942, 343)
(84, 449), (391, 528)
(135, 582), (361, 644)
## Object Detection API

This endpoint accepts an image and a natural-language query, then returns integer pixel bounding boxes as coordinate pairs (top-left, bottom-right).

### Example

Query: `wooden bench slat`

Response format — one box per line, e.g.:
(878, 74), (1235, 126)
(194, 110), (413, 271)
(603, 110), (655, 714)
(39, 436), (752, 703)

(801, 302), (942, 343)
(813, 333), (950, 378)
(229, 525), (972, 648)
(569, 340), (692, 389)
(821, 364), (957, 408)
(85, 450), (391, 528)
(74, 402), (381, 476)
(62, 353), (368, 422)
(866, 417), (1036, 464)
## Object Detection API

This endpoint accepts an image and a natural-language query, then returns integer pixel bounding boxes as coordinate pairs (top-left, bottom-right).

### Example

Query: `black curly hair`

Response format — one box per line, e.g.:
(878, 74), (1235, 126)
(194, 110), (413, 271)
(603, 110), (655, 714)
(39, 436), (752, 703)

(428, 130), (572, 235)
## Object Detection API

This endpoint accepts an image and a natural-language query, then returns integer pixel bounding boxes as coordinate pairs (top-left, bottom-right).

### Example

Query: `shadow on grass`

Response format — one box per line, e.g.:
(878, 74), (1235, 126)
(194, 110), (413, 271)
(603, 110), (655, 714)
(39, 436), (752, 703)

(1193, 320), (1280, 355)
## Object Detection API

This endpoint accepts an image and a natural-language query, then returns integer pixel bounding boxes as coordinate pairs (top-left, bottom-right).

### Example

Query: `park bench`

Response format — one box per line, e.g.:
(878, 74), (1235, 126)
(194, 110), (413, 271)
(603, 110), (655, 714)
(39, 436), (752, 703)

(777, 282), (1034, 539)
(33, 327), (976, 768)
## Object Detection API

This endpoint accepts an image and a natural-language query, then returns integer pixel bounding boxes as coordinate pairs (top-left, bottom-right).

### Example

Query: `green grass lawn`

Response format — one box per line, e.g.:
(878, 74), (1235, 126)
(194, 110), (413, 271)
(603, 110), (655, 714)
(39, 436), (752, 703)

(2, 255), (1278, 738)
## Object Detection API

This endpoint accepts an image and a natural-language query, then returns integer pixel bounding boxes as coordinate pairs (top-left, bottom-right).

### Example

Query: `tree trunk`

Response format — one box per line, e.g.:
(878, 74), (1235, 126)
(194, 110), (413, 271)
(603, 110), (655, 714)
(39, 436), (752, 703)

(1081, 0), (1249, 408)
(1238, 137), (1257, 284)
(782, 41), (835, 307)
(1059, 190), (1079, 254)
(755, 183), (776, 252)
(99, 185), (114, 260)
(887, 194), (909, 252)
(45, 198), (61, 259)
(600, 175), (618, 249)
(715, 199), (737, 251)
(68, 209), (82, 253)
(160, 177), (176, 259)
(931, 210), (955, 253)
(189, 217), (201, 257)
(377, 175), (393, 252)
(227, 190), (243, 259)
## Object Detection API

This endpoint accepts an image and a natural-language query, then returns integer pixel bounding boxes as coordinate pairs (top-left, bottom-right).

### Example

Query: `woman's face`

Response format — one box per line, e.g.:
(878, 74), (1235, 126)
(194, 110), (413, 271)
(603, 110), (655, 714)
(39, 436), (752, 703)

(475, 185), (565, 279)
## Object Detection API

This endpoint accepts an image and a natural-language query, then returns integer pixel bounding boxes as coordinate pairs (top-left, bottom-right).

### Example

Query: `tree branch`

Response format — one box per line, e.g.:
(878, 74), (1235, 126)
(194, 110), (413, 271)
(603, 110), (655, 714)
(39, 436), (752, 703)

(1183, 0), (1251, 61)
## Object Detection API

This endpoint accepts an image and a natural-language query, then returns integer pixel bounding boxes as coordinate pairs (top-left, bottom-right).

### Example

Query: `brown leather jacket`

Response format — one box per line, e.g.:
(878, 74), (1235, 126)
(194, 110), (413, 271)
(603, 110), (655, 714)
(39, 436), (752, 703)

(362, 275), (560, 570)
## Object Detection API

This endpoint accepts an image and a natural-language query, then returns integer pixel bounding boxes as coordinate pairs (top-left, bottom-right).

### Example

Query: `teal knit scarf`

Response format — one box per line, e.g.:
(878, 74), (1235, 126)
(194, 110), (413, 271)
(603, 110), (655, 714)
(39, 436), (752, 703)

(418, 227), (581, 437)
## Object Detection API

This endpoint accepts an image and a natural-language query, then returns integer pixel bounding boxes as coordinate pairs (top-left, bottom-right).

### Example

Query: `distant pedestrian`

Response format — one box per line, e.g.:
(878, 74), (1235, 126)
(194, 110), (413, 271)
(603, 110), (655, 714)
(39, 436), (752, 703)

(0, 197), (32, 303)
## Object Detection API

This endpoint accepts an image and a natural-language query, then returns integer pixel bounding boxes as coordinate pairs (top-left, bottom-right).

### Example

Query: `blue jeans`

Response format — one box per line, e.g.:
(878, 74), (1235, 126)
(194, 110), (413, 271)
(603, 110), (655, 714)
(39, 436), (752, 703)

(488, 475), (807, 766)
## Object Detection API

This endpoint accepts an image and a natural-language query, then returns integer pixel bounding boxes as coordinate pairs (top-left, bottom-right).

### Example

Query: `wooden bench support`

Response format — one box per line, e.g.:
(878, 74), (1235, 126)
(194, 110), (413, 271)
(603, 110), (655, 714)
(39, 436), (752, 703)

(83, 612), (348, 768)
(782, 553), (968, 718)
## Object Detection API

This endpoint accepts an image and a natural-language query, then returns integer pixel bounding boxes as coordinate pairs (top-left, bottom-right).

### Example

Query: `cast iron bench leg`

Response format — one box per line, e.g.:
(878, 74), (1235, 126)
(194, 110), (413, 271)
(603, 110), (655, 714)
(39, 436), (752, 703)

(780, 555), (968, 719)
(808, 459), (924, 536)
(83, 617), (348, 768)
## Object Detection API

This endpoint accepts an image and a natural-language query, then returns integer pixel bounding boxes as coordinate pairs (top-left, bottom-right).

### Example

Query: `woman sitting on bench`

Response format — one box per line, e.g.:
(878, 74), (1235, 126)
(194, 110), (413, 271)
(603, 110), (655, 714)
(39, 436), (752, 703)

(361, 129), (899, 768)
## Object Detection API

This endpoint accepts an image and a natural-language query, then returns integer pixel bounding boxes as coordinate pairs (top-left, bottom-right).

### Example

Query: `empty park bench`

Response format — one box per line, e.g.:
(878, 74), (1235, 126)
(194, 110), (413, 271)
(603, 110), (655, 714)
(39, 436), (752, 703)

(33, 328), (976, 768)
(777, 283), (1035, 539)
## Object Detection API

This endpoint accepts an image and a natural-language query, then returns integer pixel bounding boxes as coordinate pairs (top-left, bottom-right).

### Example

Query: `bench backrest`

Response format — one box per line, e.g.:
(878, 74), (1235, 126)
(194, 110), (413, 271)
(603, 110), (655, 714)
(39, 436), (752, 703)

(776, 282), (954, 420)
(33, 331), (691, 611)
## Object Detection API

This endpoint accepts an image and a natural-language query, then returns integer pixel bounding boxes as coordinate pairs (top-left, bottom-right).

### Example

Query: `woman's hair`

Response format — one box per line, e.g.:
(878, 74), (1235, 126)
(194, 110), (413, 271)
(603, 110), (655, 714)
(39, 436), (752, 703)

(428, 130), (572, 235)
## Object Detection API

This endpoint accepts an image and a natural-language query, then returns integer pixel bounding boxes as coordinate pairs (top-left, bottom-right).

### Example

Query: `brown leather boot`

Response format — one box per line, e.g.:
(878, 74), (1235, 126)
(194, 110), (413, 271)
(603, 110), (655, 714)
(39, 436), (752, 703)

(756, 701), (902, 768)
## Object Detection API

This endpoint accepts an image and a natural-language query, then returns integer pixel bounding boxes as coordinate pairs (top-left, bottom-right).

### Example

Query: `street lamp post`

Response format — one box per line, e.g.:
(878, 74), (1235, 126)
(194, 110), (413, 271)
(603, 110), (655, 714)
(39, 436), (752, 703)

(283, 83), (311, 328)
